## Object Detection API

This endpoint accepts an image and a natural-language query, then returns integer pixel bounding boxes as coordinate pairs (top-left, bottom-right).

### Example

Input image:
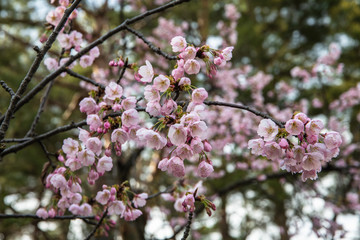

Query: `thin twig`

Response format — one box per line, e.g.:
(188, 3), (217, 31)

(84, 210), (108, 240)
(66, 69), (105, 89)
(117, 58), (128, 84)
(181, 212), (193, 240)
(0, 80), (15, 97)
(0, 0), (82, 141)
(0, 214), (95, 220)
(1, 0), (192, 124)
(26, 80), (56, 137)
(203, 100), (285, 127)
(124, 25), (178, 60)
(146, 186), (176, 200)
(38, 141), (56, 169)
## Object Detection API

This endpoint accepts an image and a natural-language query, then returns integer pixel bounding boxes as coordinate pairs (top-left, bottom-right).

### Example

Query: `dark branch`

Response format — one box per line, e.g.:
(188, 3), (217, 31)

(0, 0), (82, 141)
(26, 80), (56, 137)
(181, 212), (193, 240)
(203, 100), (285, 128)
(0, 80), (15, 97)
(117, 58), (128, 84)
(66, 69), (105, 90)
(1, 0), (192, 124)
(84, 210), (108, 240)
(0, 214), (95, 220)
(146, 186), (176, 200)
(124, 25), (178, 60)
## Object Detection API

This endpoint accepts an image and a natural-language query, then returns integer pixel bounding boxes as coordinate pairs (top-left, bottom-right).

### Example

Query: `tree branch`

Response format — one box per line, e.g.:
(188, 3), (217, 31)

(0, 214), (95, 220)
(84, 210), (108, 240)
(124, 25), (178, 60)
(0, 80), (15, 97)
(0, 0), (82, 141)
(203, 100), (285, 127)
(117, 58), (128, 84)
(66, 69), (105, 90)
(0, 0), (192, 125)
(181, 212), (193, 240)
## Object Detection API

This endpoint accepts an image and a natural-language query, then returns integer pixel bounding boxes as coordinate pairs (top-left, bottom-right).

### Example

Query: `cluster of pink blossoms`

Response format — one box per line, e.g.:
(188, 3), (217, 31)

(43, 1), (101, 73)
(37, 36), (233, 222)
(248, 113), (342, 181)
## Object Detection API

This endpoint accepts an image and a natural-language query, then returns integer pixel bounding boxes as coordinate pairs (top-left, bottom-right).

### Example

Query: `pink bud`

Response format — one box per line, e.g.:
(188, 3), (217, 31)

(117, 60), (124, 67)
(203, 140), (212, 152)
(279, 139), (289, 149)
(105, 148), (112, 157)
(104, 122), (111, 129)
(111, 187), (117, 195)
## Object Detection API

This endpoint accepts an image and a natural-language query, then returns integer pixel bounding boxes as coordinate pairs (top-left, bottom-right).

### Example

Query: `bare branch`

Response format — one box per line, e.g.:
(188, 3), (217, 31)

(0, 80), (15, 97)
(0, 214), (95, 220)
(146, 186), (176, 200)
(1, 0), (192, 125)
(181, 212), (194, 240)
(66, 69), (105, 90)
(84, 210), (108, 240)
(26, 80), (56, 137)
(124, 25), (178, 60)
(0, 0), (82, 141)
(117, 58), (128, 84)
(203, 100), (285, 128)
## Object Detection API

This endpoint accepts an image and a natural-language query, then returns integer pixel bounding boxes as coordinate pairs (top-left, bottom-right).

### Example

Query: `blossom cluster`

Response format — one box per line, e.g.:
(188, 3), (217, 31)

(37, 35), (234, 224)
(248, 113), (342, 181)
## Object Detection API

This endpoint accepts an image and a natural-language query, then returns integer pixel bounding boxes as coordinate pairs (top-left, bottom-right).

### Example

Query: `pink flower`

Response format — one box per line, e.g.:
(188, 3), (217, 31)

(122, 109), (139, 127)
(172, 67), (184, 80)
(69, 204), (81, 215)
(80, 55), (94, 68)
(44, 58), (58, 71)
(138, 60), (154, 83)
(184, 59), (200, 75)
(78, 128), (90, 143)
(285, 119), (304, 135)
(305, 119), (324, 136)
(145, 131), (167, 150)
(264, 142), (282, 160)
(46, 10), (60, 26)
(65, 158), (82, 171)
(133, 193), (148, 208)
(180, 46), (197, 60)
(222, 46), (234, 61)
(144, 85), (160, 102)
(36, 208), (49, 219)
(95, 189), (111, 205)
(78, 149), (95, 166)
(324, 131), (342, 149)
(85, 137), (102, 156)
(124, 208), (143, 221)
(294, 112), (310, 124)
(182, 194), (195, 212)
(48, 208), (56, 218)
(122, 96), (137, 110)
(192, 88), (208, 104)
(189, 121), (207, 140)
(302, 152), (324, 171)
(62, 138), (79, 157)
(146, 101), (161, 116)
(86, 114), (102, 131)
(50, 174), (67, 189)
(80, 203), (92, 216)
(161, 99), (177, 115)
(279, 138), (289, 149)
(58, 34), (72, 49)
(170, 36), (187, 52)
(197, 160), (214, 178)
(89, 46), (100, 58)
(153, 75), (170, 92)
(79, 97), (97, 114)
(158, 158), (169, 171)
(111, 128), (128, 144)
(257, 119), (279, 141)
(97, 156), (113, 173)
(108, 201), (125, 215)
(168, 124), (187, 146)
(179, 77), (191, 86)
(176, 144), (194, 160)
(168, 157), (185, 178)
(105, 82), (123, 100)
(190, 137), (204, 154)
